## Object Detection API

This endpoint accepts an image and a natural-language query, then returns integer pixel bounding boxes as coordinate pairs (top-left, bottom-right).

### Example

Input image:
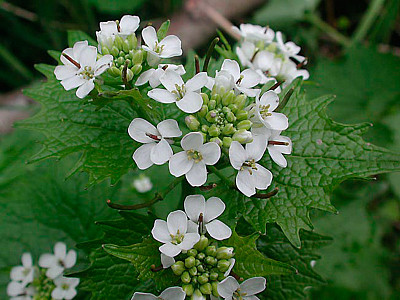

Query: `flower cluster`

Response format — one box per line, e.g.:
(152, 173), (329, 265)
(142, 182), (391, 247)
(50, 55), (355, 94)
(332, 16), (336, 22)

(7, 242), (79, 300)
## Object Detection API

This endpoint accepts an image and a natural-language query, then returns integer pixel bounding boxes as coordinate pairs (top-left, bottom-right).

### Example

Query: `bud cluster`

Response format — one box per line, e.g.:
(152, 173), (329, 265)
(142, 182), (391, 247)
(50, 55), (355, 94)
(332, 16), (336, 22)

(31, 269), (55, 300)
(185, 88), (253, 148)
(170, 235), (235, 299)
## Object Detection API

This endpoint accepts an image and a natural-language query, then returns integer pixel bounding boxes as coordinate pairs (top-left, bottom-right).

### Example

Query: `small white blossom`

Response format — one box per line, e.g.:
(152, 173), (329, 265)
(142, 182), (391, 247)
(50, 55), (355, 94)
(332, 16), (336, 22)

(132, 286), (186, 300)
(38, 242), (77, 279)
(128, 118), (182, 169)
(232, 24), (274, 43)
(142, 26), (182, 66)
(132, 175), (153, 193)
(148, 70), (208, 113)
(269, 58), (309, 85)
(229, 137), (272, 197)
(217, 276), (266, 300)
(184, 194), (232, 240)
(10, 253), (34, 287)
(152, 210), (200, 257)
(135, 64), (185, 88)
(54, 41), (113, 98)
(51, 276), (79, 300)
(7, 281), (35, 300)
(169, 132), (221, 186)
(276, 31), (305, 63)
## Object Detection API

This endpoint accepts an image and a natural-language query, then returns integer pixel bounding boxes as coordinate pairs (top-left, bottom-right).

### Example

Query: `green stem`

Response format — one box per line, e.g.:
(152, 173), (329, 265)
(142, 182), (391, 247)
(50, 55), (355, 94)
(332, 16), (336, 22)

(305, 13), (351, 47)
(203, 37), (220, 73)
(207, 165), (234, 187)
(352, 0), (386, 44)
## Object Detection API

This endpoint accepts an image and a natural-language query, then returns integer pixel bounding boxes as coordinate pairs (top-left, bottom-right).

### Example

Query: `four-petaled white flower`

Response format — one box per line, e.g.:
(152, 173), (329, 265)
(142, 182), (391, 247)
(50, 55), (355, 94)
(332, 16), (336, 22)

(229, 137), (273, 197)
(7, 281), (35, 300)
(148, 70), (208, 113)
(217, 276), (266, 300)
(232, 24), (274, 43)
(276, 31), (305, 63)
(142, 26), (183, 66)
(169, 132), (221, 186)
(51, 277), (80, 300)
(132, 175), (153, 193)
(132, 287), (186, 300)
(38, 242), (77, 279)
(152, 210), (200, 257)
(128, 118), (182, 169)
(10, 253), (34, 287)
(54, 41), (113, 98)
(184, 195), (232, 240)
(135, 64), (186, 88)
(269, 58), (309, 85)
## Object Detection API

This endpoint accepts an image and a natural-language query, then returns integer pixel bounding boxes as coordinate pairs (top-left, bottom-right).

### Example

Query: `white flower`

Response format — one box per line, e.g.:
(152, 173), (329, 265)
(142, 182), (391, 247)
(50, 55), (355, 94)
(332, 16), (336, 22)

(10, 253), (34, 287)
(54, 41), (113, 98)
(132, 287), (186, 300)
(217, 276), (266, 300)
(51, 276), (79, 300)
(128, 118), (182, 169)
(169, 132), (221, 186)
(132, 175), (153, 193)
(7, 281), (35, 300)
(250, 90), (288, 131)
(148, 70), (208, 113)
(142, 26), (182, 66)
(266, 129), (292, 168)
(184, 195), (232, 240)
(276, 31), (305, 63)
(229, 137), (272, 197)
(272, 58), (309, 85)
(232, 24), (274, 43)
(161, 253), (175, 269)
(38, 242), (77, 279)
(236, 41), (256, 69)
(151, 210), (200, 257)
(135, 64), (185, 88)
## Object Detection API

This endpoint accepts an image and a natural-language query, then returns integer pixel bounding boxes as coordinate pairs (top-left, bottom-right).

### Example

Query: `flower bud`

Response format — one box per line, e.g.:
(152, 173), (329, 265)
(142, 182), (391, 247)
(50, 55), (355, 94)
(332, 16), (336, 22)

(185, 115), (200, 131)
(117, 56), (125, 65)
(172, 261), (185, 276)
(197, 252), (206, 260)
(192, 276), (198, 284)
(237, 120), (252, 130)
(205, 256), (217, 266)
(212, 281), (219, 297)
(108, 66), (122, 77)
(200, 283), (212, 295)
(232, 129), (253, 144)
(197, 105), (208, 118)
(197, 264), (205, 273)
(210, 272), (218, 281)
(234, 94), (247, 110)
(209, 137), (222, 147)
(182, 284), (194, 296)
(185, 256), (196, 269)
(110, 46), (119, 57)
(208, 99), (217, 110)
(188, 249), (198, 257)
(217, 260), (231, 273)
(189, 266), (198, 276)
(226, 112), (236, 123)
(222, 137), (232, 148)
(127, 34), (137, 49)
(114, 35), (125, 50)
(195, 235), (209, 251)
(195, 259), (201, 266)
(131, 64), (142, 75)
(208, 124), (220, 137)
(265, 42), (277, 53)
(206, 110), (218, 123)
(222, 90), (236, 106)
(125, 68), (134, 82)
(101, 47), (110, 55)
(181, 271), (191, 284)
(228, 104), (238, 113)
(216, 247), (235, 259)
(201, 93), (209, 105)
(222, 123), (235, 135)
(205, 246), (217, 257)
(198, 274), (209, 284)
(218, 272), (226, 281)
(122, 40), (130, 53)
(132, 50), (143, 65)
(235, 109), (248, 121)
(191, 289), (204, 300)
(201, 125), (209, 133)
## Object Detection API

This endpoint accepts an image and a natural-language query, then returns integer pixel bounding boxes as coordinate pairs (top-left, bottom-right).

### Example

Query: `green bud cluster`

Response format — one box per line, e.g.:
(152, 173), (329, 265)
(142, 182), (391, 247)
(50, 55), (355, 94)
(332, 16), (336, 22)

(185, 89), (253, 147)
(32, 268), (55, 300)
(171, 235), (235, 299)
(101, 34), (145, 81)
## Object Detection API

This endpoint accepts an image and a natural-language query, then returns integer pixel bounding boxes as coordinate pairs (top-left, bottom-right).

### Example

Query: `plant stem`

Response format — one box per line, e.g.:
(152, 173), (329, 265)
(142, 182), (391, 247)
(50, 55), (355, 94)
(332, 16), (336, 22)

(203, 37), (219, 73)
(207, 165), (233, 187)
(352, 0), (385, 44)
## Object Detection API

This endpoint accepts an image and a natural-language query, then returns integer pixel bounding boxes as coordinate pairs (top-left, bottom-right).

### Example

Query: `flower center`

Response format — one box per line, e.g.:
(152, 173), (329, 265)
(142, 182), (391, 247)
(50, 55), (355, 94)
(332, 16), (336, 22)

(186, 149), (203, 163)
(241, 159), (257, 175)
(22, 268), (31, 277)
(79, 66), (94, 80)
(236, 75), (244, 85)
(233, 289), (247, 300)
(172, 84), (186, 100)
(170, 230), (185, 245)
(259, 104), (272, 119)
(154, 41), (165, 54)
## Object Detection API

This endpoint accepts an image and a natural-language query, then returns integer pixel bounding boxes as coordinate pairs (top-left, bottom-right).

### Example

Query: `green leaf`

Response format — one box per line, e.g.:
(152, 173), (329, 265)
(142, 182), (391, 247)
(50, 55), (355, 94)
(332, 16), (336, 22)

(224, 231), (295, 278)
(67, 30), (97, 47)
(88, 0), (146, 13)
(242, 80), (400, 247)
(157, 20), (170, 41)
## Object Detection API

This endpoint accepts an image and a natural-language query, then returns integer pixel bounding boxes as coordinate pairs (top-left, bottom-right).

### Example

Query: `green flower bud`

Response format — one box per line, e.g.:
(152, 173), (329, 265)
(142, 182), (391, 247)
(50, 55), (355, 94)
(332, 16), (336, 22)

(132, 51), (143, 64)
(117, 56), (125, 66)
(218, 272), (226, 281)
(182, 284), (194, 297)
(171, 261), (185, 276)
(232, 129), (253, 144)
(181, 271), (191, 284)
(185, 256), (196, 269)
(191, 289), (203, 300)
(228, 104), (238, 113)
(205, 256), (217, 266)
(234, 94), (247, 110)
(222, 90), (236, 106)
(188, 249), (198, 257)
(265, 42), (277, 53)
(226, 111), (236, 123)
(201, 93), (209, 105)
(201, 125), (209, 133)
(114, 35), (124, 50)
(222, 123), (235, 135)
(197, 264), (205, 273)
(235, 109), (248, 121)
(208, 124), (220, 137)
(209, 137), (222, 147)
(122, 40), (130, 53)
(206, 110), (218, 123)
(198, 274), (209, 284)
(127, 34), (137, 49)
(197, 252), (206, 260)
(208, 99), (217, 110)
(217, 260), (230, 272)
(131, 64), (142, 75)
(110, 46), (119, 57)
(195, 235), (209, 251)
(189, 266), (198, 276)
(195, 259), (201, 266)
(212, 281), (219, 297)
(205, 245), (217, 257)
(216, 247), (235, 259)
(101, 47), (110, 55)
(108, 66), (121, 77)
(185, 115), (200, 131)
(125, 68), (134, 82)
(222, 137), (233, 148)
(191, 275), (198, 284)
(200, 132), (207, 141)
(210, 272), (219, 281)
(237, 120), (252, 130)
(222, 106), (232, 114)
(200, 283), (212, 295)
(198, 105), (208, 118)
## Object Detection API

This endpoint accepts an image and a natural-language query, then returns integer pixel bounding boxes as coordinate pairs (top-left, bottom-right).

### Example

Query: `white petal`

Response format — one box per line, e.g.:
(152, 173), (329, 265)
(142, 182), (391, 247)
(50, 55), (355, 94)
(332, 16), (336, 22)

(224, 258), (236, 277)
(184, 195), (205, 223)
(205, 220), (232, 240)
(178, 232), (200, 250)
(64, 288), (77, 300)
(204, 197), (225, 222)
(186, 162), (207, 187)
(60, 76), (85, 91)
(131, 292), (157, 300)
(60, 48), (75, 66)
(72, 41), (89, 61)
(7, 281), (24, 296)
(54, 65), (77, 80)
(176, 91), (203, 113)
(159, 242), (181, 257)
(246, 135), (267, 162)
(200, 142), (221, 165)
(76, 80), (94, 98)
(267, 112), (289, 131)
(51, 287), (64, 300)
(240, 277), (266, 296)
(79, 46), (97, 68)
(239, 69), (261, 88)
(148, 89), (176, 103)
(157, 119), (182, 138)
(253, 164), (273, 190)
(229, 141), (247, 170)
(236, 170), (256, 197)
(39, 253), (55, 268)
(159, 35), (183, 58)
(10, 266), (25, 281)
(161, 254), (175, 269)
(167, 210), (188, 235)
(150, 138), (173, 165)
(268, 147), (287, 167)
(99, 21), (118, 34)
(160, 70), (184, 92)
(64, 250), (77, 268)
(149, 68), (164, 88)
(94, 54), (113, 76)
(54, 242), (67, 259)
(21, 253), (32, 268)
(169, 151), (193, 177)
(187, 219), (199, 233)
(218, 276), (240, 299)
(46, 265), (64, 279)
(151, 220), (172, 243)
(253, 51), (275, 71)
(181, 132), (203, 151)
(159, 287), (186, 300)
(119, 15), (140, 34)
(259, 91), (279, 111)
(142, 26), (158, 49)
(135, 69), (155, 86)
(185, 72), (208, 92)
(221, 59), (241, 81)
(128, 118), (158, 143)
(133, 143), (155, 170)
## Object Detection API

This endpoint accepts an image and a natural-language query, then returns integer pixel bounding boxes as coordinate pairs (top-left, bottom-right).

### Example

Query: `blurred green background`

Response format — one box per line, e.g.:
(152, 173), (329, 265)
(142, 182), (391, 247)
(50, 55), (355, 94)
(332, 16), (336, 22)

(1, 0), (400, 299)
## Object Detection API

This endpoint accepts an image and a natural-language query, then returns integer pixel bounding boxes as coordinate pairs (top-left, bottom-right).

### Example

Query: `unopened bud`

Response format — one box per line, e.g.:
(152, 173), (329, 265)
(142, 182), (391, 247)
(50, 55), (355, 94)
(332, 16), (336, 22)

(228, 104), (238, 113)
(205, 246), (217, 257)
(171, 261), (185, 276)
(217, 260), (230, 273)
(201, 93), (209, 105)
(101, 47), (110, 55)
(114, 35), (124, 50)
(200, 283), (212, 295)
(125, 68), (134, 82)
(189, 266), (198, 276)
(222, 137), (233, 148)
(234, 94), (247, 110)
(195, 235), (209, 251)
(181, 271), (191, 284)
(195, 259), (201, 266)
(205, 256), (217, 266)
(208, 99), (217, 110)
(182, 284), (194, 296)
(222, 123), (235, 135)
(211, 281), (219, 297)
(208, 124), (220, 137)
(108, 66), (121, 77)
(198, 274), (209, 284)
(197, 264), (205, 273)
(209, 137), (222, 146)
(237, 120), (252, 130)
(110, 46), (119, 57)
(191, 289), (204, 300)
(122, 40), (130, 53)
(236, 110), (248, 121)
(131, 64), (142, 75)
(192, 276), (198, 284)
(132, 51), (143, 64)
(188, 249), (198, 257)
(127, 34), (137, 49)
(222, 106), (232, 114)
(265, 43), (277, 53)
(196, 252), (206, 260)
(198, 105), (208, 118)
(206, 110), (218, 123)
(210, 272), (218, 281)
(185, 256), (196, 269)
(117, 56), (125, 65)
(201, 125), (209, 133)
(232, 129), (253, 143)
(216, 247), (235, 259)
(185, 115), (200, 131)
(222, 90), (236, 106)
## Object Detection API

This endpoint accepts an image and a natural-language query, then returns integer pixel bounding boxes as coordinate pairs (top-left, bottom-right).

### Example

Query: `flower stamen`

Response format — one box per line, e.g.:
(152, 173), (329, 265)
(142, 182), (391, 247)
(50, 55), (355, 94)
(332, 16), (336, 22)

(186, 149), (203, 163)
